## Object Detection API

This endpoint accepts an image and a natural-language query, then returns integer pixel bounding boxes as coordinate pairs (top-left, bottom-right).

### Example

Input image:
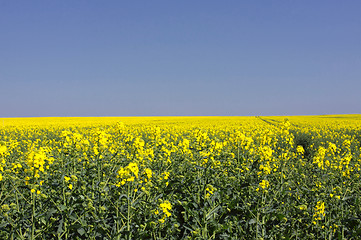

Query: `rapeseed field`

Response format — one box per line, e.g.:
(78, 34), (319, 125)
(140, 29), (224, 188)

(1, 115), (361, 239)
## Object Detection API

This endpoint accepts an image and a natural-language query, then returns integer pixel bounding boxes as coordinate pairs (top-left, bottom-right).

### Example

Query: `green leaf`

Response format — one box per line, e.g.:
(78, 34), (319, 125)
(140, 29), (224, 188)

(249, 219), (257, 225)
(77, 227), (86, 236)
(57, 219), (64, 235)
(58, 204), (66, 211)
(206, 205), (221, 221)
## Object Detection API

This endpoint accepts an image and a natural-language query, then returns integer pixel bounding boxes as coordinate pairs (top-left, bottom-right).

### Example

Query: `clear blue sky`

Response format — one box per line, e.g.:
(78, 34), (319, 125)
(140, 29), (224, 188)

(1, 1), (360, 117)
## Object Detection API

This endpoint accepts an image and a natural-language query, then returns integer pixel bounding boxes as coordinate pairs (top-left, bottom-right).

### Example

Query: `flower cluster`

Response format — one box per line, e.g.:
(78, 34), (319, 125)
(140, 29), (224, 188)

(155, 200), (172, 223)
(116, 162), (139, 186)
(256, 179), (270, 192)
(25, 148), (53, 178)
(313, 201), (325, 221)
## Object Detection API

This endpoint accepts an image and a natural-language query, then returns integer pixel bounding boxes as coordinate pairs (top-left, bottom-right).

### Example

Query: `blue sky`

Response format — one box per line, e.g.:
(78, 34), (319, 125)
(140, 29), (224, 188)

(1, 1), (360, 117)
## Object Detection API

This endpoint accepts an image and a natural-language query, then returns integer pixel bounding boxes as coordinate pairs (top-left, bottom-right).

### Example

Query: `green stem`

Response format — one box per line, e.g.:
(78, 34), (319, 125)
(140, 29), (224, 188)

(256, 209), (259, 240)
(62, 179), (68, 239)
(31, 192), (36, 240)
(127, 184), (130, 232)
(116, 204), (120, 240)
(15, 191), (24, 238)
(127, 183), (133, 239)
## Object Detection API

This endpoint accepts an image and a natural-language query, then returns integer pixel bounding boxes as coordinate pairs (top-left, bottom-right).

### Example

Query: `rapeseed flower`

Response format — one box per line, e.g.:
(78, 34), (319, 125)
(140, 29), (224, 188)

(259, 179), (269, 189)
(159, 200), (172, 217)
(313, 201), (325, 220)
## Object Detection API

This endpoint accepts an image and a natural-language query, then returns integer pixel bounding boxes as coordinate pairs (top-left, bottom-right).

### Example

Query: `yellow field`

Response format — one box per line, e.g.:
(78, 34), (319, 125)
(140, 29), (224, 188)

(1, 115), (361, 239)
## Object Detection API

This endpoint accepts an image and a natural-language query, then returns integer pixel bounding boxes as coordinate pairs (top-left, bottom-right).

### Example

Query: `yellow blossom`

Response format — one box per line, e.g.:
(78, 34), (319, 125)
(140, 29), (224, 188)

(259, 179), (269, 189)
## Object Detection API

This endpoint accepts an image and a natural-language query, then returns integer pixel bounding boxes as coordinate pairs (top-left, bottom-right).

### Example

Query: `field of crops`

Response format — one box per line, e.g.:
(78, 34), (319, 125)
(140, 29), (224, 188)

(1, 115), (361, 239)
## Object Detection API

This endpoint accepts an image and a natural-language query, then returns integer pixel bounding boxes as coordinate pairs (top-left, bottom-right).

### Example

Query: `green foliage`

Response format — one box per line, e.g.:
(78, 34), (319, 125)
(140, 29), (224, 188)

(1, 116), (361, 239)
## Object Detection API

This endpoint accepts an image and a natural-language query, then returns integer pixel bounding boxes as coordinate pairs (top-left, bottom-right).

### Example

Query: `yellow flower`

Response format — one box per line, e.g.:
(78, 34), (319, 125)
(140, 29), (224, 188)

(259, 180), (269, 189)
(134, 137), (145, 148)
(205, 185), (216, 198)
(0, 145), (7, 155)
(127, 176), (135, 182)
(160, 200), (172, 217)
(160, 200), (172, 211)
(68, 184), (73, 190)
(144, 168), (152, 179)
(313, 201), (325, 220)
(296, 145), (305, 155)
(161, 171), (170, 180)
(299, 205), (307, 210)
(117, 162), (139, 183)
(71, 175), (78, 182)
(127, 162), (139, 178)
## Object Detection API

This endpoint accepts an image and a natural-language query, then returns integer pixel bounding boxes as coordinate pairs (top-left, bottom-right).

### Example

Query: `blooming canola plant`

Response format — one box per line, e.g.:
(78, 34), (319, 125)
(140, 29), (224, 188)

(0, 115), (361, 239)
